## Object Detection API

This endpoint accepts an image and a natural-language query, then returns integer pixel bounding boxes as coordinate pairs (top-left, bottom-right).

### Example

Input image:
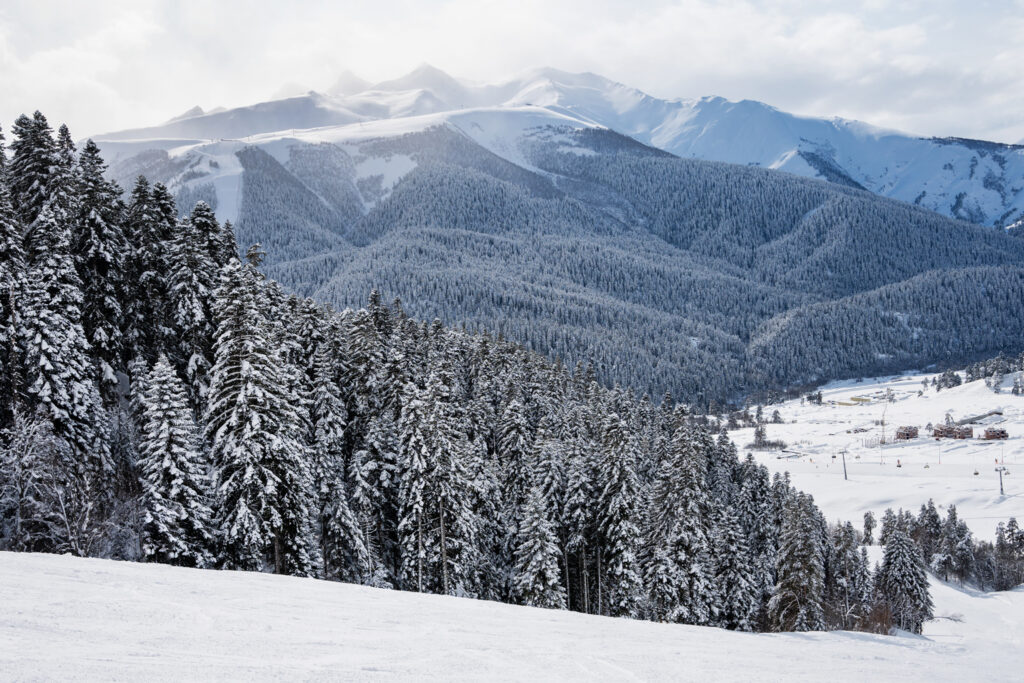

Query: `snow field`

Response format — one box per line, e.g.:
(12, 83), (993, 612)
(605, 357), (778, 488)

(739, 372), (1024, 540)
(2, 551), (1022, 681)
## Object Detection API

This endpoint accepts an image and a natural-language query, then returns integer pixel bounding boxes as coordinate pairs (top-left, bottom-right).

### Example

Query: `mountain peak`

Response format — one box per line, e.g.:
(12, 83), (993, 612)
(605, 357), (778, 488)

(167, 105), (204, 123)
(328, 69), (371, 96)
(371, 64), (470, 107)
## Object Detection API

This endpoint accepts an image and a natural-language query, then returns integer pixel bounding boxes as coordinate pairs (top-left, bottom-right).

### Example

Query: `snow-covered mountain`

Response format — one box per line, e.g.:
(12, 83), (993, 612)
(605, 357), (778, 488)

(94, 65), (1024, 227)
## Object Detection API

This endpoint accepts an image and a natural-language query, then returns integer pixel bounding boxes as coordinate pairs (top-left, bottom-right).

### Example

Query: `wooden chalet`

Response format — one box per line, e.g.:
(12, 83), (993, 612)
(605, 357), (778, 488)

(983, 427), (1009, 440)
(895, 426), (919, 440)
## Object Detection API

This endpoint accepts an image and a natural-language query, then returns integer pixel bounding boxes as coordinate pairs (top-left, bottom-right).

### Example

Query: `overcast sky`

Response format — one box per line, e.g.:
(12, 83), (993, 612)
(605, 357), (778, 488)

(2, 0), (1023, 143)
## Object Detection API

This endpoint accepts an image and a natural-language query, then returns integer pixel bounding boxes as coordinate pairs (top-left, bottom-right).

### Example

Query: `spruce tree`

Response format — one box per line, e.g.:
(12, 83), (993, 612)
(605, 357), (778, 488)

(187, 201), (236, 268)
(711, 506), (758, 631)
(74, 140), (126, 404)
(596, 413), (643, 618)
(122, 176), (171, 363)
(309, 340), (369, 583)
(207, 257), (315, 575)
(863, 510), (876, 545)
(18, 203), (110, 480)
(167, 215), (217, 404)
(397, 380), (433, 592)
(137, 355), (213, 567)
(8, 112), (55, 226)
(563, 430), (595, 613)
(0, 168), (26, 426)
(513, 485), (567, 609)
(769, 493), (825, 631)
(877, 528), (933, 633)
(499, 397), (533, 540)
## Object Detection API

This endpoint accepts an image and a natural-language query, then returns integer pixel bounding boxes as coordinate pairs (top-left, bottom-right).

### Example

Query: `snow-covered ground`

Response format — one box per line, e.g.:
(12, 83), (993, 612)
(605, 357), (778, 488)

(4, 371), (1021, 679)
(736, 372), (1024, 540)
(2, 551), (1021, 681)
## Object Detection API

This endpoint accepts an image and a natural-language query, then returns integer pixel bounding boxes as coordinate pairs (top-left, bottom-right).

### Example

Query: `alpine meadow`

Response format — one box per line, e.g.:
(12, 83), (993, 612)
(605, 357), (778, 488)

(2, 2), (1024, 680)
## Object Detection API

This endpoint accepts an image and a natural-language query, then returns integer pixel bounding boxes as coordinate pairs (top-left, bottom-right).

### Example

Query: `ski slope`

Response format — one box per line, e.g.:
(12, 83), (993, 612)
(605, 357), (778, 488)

(738, 372), (1024, 540)
(1, 551), (1021, 681)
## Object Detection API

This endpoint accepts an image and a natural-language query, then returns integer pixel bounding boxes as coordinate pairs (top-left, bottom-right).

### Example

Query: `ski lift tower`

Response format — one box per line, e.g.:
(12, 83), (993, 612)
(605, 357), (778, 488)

(996, 466), (1009, 496)
(879, 401), (888, 464)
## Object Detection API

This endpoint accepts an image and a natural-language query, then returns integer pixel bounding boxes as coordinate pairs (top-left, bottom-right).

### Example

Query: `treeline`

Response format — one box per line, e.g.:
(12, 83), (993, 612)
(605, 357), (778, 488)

(871, 503), (1024, 593)
(0, 111), (940, 634)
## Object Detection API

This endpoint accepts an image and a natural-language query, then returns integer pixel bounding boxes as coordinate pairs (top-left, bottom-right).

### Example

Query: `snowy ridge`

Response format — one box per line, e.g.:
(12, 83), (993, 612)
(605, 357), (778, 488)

(98, 105), (601, 223)
(93, 65), (1024, 227)
(2, 551), (1021, 680)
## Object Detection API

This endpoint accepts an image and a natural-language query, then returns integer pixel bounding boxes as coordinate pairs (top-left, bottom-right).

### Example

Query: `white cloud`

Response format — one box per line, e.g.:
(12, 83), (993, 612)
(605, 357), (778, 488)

(1, 0), (1022, 143)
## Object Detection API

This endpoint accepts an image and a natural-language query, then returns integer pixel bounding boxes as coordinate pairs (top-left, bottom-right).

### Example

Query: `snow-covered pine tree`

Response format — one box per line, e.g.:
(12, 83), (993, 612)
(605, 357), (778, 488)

(150, 183), (179, 238)
(8, 112), (55, 226)
(769, 492), (826, 632)
(309, 340), (370, 583)
(879, 508), (898, 546)
(166, 215), (217, 405)
(914, 499), (943, 564)
(513, 485), (567, 609)
(397, 380), (433, 592)
(218, 220), (239, 266)
(669, 424), (716, 625)
(349, 411), (400, 587)
(828, 520), (870, 630)
(207, 257), (315, 575)
(498, 396), (533, 540)
(137, 355), (213, 567)
(17, 203), (111, 482)
(122, 176), (171, 363)
(863, 510), (876, 545)
(735, 455), (777, 628)
(596, 413), (643, 618)
(563, 427), (595, 613)
(0, 165), (26, 427)
(531, 412), (569, 599)
(425, 367), (479, 597)
(711, 505), (758, 631)
(74, 140), (126, 404)
(188, 201), (234, 268)
(876, 528), (933, 633)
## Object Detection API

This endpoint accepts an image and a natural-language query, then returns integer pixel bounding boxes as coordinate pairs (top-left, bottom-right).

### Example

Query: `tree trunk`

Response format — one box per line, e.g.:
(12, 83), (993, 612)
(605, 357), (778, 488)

(417, 515), (424, 593)
(563, 544), (571, 610)
(580, 550), (589, 614)
(439, 499), (449, 595)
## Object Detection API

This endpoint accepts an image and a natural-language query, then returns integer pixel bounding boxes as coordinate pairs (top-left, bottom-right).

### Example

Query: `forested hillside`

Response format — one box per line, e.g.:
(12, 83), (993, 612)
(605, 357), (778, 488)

(1, 111), (952, 635)
(101, 119), (1024, 403)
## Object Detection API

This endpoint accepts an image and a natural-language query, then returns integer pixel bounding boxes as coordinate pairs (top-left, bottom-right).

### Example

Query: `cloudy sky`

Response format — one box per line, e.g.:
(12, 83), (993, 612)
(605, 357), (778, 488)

(2, 0), (1023, 142)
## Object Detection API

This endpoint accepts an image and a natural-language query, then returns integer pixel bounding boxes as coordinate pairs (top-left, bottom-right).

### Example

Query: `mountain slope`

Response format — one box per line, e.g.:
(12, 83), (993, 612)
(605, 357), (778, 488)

(93, 111), (1024, 401)
(3, 552), (1020, 681)
(94, 66), (1024, 227)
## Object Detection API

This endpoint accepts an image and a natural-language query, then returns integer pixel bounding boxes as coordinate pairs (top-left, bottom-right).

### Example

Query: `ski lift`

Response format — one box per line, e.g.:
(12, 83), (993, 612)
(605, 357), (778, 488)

(896, 459), (902, 468)
(924, 463), (930, 469)
(974, 469), (979, 476)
